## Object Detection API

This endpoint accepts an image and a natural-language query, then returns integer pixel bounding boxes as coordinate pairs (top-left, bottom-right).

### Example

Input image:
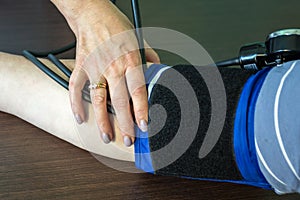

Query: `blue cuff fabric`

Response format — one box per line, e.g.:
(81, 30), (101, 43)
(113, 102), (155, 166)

(234, 67), (272, 189)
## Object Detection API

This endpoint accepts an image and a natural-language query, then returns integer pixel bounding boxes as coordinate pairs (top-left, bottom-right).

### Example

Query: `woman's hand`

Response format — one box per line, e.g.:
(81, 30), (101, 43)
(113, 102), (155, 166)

(51, 0), (160, 146)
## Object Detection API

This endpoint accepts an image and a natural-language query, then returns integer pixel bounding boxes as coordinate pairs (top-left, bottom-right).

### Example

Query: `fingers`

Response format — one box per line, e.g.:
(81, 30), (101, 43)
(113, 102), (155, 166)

(125, 54), (149, 133)
(90, 77), (113, 144)
(108, 74), (135, 147)
(69, 66), (88, 124)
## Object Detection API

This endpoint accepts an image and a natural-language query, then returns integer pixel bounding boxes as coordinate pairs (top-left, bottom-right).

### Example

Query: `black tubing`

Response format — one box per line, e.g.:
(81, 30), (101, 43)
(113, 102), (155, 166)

(23, 50), (69, 90)
(131, 0), (147, 72)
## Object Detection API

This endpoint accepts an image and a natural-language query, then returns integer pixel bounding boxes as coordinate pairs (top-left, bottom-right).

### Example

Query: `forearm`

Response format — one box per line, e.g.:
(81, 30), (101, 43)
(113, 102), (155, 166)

(0, 53), (76, 145)
(0, 52), (134, 161)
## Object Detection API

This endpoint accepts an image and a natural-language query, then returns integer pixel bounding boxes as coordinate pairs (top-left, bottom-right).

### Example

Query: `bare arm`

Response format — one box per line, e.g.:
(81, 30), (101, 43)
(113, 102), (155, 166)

(0, 52), (134, 161)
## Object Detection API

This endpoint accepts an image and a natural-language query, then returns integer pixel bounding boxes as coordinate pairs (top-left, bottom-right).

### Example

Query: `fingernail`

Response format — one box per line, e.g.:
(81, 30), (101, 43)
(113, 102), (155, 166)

(123, 136), (132, 147)
(139, 120), (148, 132)
(75, 114), (83, 124)
(102, 133), (111, 144)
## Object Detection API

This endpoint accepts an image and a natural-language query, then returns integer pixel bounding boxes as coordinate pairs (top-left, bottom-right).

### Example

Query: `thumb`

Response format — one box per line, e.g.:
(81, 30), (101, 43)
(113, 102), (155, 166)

(144, 41), (160, 64)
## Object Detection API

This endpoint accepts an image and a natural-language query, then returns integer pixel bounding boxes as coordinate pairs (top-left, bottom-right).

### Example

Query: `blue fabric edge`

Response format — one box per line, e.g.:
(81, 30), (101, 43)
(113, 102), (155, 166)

(233, 67), (272, 189)
(180, 176), (271, 189)
(134, 64), (168, 173)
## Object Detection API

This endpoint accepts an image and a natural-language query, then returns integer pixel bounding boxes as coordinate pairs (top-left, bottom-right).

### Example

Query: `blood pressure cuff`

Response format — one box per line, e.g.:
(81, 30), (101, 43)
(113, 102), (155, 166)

(134, 61), (300, 192)
(255, 60), (300, 194)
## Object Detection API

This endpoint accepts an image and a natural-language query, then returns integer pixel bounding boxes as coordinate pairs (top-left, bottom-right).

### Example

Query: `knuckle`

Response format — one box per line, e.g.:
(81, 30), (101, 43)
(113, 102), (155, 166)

(131, 86), (146, 98)
(92, 93), (105, 105)
(125, 55), (140, 69)
(97, 121), (107, 131)
(69, 72), (85, 91)
(118, 124), (134, 134)
(106, 67), (124, 80)
(105, 60), (124, 75)
(112, 98), (128, 110)
(68, 80), (76, 91)
(135, 108), (147, 119)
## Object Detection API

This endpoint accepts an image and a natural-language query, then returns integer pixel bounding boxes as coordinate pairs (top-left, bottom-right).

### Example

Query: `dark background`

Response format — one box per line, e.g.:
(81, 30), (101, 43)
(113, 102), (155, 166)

(1, 0), (300, 63)
(0, 0), (300, 199)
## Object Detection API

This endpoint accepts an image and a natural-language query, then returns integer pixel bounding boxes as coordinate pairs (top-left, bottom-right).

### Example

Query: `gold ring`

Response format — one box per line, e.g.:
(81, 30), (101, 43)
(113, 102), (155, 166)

(88, 82), (107, 90)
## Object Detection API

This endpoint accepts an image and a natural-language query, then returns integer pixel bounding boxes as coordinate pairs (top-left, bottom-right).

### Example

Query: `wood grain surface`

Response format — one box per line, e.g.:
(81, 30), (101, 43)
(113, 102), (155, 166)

(0, 0), (300, 199)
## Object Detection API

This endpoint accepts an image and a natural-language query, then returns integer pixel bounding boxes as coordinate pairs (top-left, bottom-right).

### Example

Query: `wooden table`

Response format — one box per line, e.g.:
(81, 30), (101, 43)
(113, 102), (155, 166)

(0, 1), (299, 199)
